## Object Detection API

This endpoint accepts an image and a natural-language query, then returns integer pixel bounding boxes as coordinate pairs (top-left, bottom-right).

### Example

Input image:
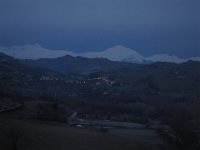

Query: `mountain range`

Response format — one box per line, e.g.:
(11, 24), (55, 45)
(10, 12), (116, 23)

(0, 44), (199, 63)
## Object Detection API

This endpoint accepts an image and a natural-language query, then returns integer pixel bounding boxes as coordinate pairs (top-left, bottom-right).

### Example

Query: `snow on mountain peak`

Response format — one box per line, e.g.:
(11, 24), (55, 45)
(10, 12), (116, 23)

(105, 45), (141, 56)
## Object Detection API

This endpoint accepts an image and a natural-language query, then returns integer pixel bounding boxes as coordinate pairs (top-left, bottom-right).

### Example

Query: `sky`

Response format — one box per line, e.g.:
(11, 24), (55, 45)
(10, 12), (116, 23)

(0, 0), (199, 57)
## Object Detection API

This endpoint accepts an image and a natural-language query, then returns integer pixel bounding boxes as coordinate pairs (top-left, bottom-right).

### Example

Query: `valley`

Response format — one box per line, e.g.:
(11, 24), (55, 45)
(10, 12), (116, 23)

(0, 52), (200, 150)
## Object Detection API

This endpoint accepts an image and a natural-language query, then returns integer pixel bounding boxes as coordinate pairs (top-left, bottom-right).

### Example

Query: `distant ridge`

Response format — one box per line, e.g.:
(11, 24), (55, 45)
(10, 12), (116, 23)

(22, 54), (133, 74)
(0, 44), (199, 63)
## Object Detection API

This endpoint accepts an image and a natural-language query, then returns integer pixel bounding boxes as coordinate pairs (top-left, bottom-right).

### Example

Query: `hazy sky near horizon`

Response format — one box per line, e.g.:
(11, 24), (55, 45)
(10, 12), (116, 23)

(0, 0), (199, 57)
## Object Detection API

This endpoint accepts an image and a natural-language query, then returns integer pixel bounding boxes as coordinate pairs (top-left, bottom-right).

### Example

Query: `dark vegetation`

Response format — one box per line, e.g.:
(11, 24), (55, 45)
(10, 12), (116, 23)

(0, 52), (200, 150)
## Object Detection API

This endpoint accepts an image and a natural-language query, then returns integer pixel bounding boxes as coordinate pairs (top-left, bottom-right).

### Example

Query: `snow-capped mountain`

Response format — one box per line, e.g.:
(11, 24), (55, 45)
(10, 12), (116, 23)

(0, 44), (199, 63)
(81, 45), (145, 63)
(0, 44), (76, 59)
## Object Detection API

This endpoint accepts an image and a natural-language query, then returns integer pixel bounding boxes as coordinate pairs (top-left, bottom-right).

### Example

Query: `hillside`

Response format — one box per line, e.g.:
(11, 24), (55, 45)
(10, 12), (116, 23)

(106, 61), (200, 93)
(0, 53), (67, 100)
(0, 53), (200, 150)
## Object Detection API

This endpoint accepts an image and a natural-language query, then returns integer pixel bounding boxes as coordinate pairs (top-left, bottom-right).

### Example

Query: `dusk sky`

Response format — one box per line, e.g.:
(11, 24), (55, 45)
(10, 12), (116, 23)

(0, 0), (199, 57)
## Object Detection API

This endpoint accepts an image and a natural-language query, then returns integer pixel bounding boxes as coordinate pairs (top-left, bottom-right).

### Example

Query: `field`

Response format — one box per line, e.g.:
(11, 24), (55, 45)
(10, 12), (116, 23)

(0, 117), (171, 150)
(91, 120), (163, 144)
(110, 128), (163, 144)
